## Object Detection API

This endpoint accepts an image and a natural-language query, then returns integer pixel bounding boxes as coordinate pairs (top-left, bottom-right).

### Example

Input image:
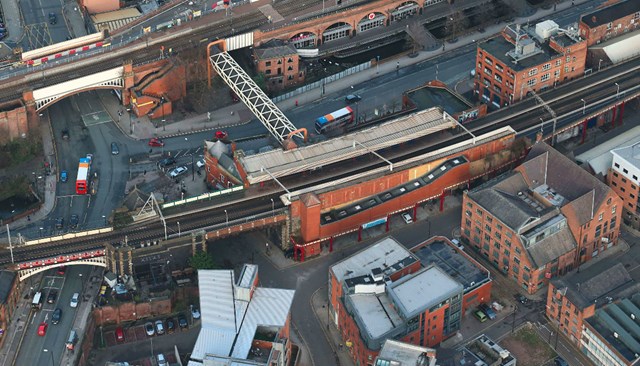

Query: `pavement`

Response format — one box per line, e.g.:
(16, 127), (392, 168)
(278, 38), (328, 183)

(0, 0), (23, 44)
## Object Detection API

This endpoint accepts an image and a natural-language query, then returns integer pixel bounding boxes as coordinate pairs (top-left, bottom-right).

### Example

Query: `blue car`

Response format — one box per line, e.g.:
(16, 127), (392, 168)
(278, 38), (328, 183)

(60, 170), (68, 183)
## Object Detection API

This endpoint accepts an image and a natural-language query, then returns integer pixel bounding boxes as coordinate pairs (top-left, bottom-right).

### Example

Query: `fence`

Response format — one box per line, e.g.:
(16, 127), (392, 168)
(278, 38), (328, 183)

(272, 61), (371, 103)
(161, 185), (244, 209)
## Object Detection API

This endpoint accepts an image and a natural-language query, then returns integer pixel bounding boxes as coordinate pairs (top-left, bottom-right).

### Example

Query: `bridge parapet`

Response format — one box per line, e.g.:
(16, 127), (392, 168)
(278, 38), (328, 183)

(16, 248), (108, 281)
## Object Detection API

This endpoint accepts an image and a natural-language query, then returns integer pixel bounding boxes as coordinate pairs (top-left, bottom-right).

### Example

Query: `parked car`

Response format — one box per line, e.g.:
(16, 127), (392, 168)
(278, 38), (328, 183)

(155, 320), (165, 335)
(48, 12), (56, 25)
(47, 290), (57, 304)
(55, 217), (64, 229)
(61, 129), (70, 139)
(157, 354), (168, 366)
(37, 322), (48, 336)
(60, 170), (68, 183)
(115, 326), (125, 342)
(473, 310), (487, 323)
(517, 294), (528, 304)
(148, 138), (164, 147)
(69, 214), (79, 229)
(70, 292), (79, 308)
(451, 238), (464, 251)
(158, 157), (176, 167)
(215, 130), (228, 139)
(401, 212), (413, 224)
(196, 159), (205, 168)
(56, 266), (66, 275)
(169, 166), (188, 178)
(178, 315), (188, 329)
(345, 94), (361, 103)
(479, 303), (497, 320)
(166, 318), (175, 334)
(52, 308), (62, 324)
(145, 322), (155, 336)
(191, 307), (201, 319)
(111, 142), (119, 155)
(554, 357), (569, 366)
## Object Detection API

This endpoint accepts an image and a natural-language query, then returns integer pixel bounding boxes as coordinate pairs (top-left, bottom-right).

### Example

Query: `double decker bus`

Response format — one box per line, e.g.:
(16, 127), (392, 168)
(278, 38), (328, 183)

(76, 155), (92, 195)
(314, 106), (354, 134)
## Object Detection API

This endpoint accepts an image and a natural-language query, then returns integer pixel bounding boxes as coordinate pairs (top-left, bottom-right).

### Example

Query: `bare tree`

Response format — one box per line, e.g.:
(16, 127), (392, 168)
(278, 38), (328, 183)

(447, 10), (469, 41)
(405, 19), (437, 55)
(502, 0), (529, 17)
(475, 1), (495, 27)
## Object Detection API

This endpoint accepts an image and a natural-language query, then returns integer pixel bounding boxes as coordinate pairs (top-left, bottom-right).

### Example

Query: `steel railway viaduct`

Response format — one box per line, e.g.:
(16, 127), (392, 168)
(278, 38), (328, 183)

(3, 54), (640, 281)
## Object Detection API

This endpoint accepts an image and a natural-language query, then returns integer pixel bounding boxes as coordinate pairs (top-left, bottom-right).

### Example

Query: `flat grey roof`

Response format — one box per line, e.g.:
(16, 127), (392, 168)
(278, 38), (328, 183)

(349, 292), (403, 340)
(406, 85), (471, 116)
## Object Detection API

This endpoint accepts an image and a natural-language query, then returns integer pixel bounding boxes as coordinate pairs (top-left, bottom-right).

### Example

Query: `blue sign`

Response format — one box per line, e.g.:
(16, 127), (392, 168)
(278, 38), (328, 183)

(362, 217), (387, 229)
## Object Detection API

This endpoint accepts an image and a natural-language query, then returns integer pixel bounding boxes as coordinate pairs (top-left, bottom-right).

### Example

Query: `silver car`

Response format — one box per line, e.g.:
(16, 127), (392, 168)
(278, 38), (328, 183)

(169, 166), (188, 178)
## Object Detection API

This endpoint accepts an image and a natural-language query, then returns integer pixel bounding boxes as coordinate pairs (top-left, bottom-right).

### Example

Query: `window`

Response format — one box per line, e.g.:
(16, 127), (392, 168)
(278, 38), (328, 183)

(494, 74), (503, 83)
(485, 57), (493, 65)
(527, 78), (537, 86)
(466, 202), (472, 208)
(265, 61), (271, 66)
(528, 68), (538, 76)
(505, 239), (511, 247)
(612, 205), (617, 214)
(555, 59), (562, 66)
(607, 22), (612, 30)
(496, 224), (502, 231)
(624, 168), (629, 174)
(514, 256), (520, 264)
(485, 224), (492, 232)
(599, 213), (603, 221)
(504, 249), (510, 257)
(623, 178), (628, 183)
(634, 175), (638, 180)
(465, 219), (472, 227)
(614, 163), (620, 168)
(611, 217), (617, 229)
(495, 64), (504, 72)
(566, 56), (571, 63)
(541, 73), (550, 82)
(542, 63), (551, 71)
(554, 70), (560, 77)
(465, 210), (472, 217)
(265, 69), (272, 75)
(476, 209), (483, 216)
(486, 216), (493, 223)
(515, 247), (521, 254)
(595, 225), (601, 237)
(613, 172), (619, 177)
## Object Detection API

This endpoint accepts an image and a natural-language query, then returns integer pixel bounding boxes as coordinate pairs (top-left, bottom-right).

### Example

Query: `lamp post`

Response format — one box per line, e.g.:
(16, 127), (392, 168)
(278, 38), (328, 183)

(581, 98), (586, 115)
(224, 209), (228, 227)
(161, 97), (166, 131)
(270, 198), (275, 216)
(185, 137), (195, 181)
(598, 59), (603, 72)
(43, 349), (54, 366)
(376, 55), (380, 74)
(102, 215), (107, 226)
(177, 221), (181, 237)
(39, 227), (44, 238)
(539, 117), (545, 134)
(615, 82), (620, 99)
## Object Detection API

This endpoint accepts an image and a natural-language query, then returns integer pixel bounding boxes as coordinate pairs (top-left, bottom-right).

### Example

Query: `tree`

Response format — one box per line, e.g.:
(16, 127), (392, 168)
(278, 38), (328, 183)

(502, 0), (530, 17)
(252, 72), (268, 93)
(188, 251), (217, 270)
(447, 10), (469, 41)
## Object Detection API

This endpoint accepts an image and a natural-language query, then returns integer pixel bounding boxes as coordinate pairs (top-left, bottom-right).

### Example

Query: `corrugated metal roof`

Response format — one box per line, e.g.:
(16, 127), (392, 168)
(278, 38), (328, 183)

(199, 270), (237, 331)
(238, 264), (257, 288)
(191, 328), (237, 360)
(330, 237), (414, 283)
(91, 8), (141, 33)
(240, 107), (456, 184)
(231, 287), (295, 359)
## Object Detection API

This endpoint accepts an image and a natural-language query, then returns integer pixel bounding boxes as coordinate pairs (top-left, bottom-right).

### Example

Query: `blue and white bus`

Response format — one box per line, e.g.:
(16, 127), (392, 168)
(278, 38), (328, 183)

(315, 106), (354, 134)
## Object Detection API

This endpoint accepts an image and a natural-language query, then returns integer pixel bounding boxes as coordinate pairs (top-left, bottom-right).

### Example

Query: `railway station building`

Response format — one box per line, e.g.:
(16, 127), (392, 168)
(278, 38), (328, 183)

(188, 264), (296, 366)
(461, 142), (622, 294)
(474, 22), (586, 108)
(328, 236), (491, 366)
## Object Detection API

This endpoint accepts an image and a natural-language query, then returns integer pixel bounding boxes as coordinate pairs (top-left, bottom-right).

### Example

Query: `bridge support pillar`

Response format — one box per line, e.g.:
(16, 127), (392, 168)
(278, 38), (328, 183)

(385, 214), (390, 232)
(119, 250), (125, 277)
(357, 226), (362, 242)
(127, 249), (134, 276)
(618, 102), (625, 126)
(439, 190), (445, 212)
(413, 203), (418, 221)
(581, 119), (587, 144)
(329, 237), (333, 253)
(611, 105), (617, 129)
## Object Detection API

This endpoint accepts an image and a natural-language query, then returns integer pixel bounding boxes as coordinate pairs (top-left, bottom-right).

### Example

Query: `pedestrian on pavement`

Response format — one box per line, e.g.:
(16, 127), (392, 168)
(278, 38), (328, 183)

(27, 215), (31, 221)
(295, 99), (298, 107)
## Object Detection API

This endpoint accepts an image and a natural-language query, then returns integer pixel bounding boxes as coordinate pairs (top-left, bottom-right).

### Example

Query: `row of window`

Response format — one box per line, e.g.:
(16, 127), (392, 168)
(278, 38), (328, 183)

(264, 58), (294, 67)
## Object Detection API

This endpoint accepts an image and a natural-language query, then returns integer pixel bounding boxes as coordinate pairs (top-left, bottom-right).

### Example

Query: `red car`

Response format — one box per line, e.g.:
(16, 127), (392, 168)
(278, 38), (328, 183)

(148, 138), (164, 147)
(215, 131), (228, 139)
(115, 326), (125, 342)
(56, 266), (66, 275)
(37, 322), (48, 336)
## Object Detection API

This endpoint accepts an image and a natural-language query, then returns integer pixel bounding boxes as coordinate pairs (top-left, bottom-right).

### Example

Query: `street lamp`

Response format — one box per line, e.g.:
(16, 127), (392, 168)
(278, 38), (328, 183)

(79, 273), (84, 294)
(539, 117), (545, 134)
(186, 137), (195, 181)
(39, 227), (44, 237)
(102, 215), (107, 225)
(43, 349), (54, 366)
(598, 59), (603, 72)
(581, 98), (586, 115)
(376, 55), (380, 74)
(177, 221), (181, 237)
(615, 82), (620, 99)
(224, 209), (228, 227)
(270, 198), (275, 216)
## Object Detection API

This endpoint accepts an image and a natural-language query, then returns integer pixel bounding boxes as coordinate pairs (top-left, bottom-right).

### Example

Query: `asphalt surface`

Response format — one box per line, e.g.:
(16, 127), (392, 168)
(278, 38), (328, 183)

(16, 265), (91, 366)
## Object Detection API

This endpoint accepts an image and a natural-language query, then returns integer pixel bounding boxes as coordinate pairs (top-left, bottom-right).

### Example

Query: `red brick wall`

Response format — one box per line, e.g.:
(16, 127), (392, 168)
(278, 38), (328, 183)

(579, 12), (640, 46)
(0, 103), (29, 144)
(255, 53), (304, 91)
(546, 282), (596, 345)
(93, 298), (173, 326)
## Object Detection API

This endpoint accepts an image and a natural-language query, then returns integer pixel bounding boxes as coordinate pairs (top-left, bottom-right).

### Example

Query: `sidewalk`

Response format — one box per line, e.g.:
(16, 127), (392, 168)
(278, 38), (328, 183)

(0, 0), (23, 44)
(116, 0), (589, 141)
(62, 0), (88, 39)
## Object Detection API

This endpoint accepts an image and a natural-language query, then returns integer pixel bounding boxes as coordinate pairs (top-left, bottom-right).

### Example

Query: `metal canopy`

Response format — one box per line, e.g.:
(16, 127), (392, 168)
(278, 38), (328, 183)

(208, 51), (300, 143)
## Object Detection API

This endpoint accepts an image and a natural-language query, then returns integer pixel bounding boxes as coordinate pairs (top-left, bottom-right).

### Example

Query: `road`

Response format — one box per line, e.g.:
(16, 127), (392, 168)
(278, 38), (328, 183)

(18, 0), (71, 50)
(16, 265), (91, 366)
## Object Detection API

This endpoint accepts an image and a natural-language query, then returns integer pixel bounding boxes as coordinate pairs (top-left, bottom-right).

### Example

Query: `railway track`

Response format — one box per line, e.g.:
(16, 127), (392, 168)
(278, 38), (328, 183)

(2, 56), (639, 266)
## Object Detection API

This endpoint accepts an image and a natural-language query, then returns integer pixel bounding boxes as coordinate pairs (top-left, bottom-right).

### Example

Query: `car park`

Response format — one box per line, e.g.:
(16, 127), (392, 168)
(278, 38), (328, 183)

(69, 214), (79, 229)
(148, 138), (164, 147)
(111, 142), (119, 155)
(115, 326), (125, 342)
(70, 292), (79, 308)
(479, 303), (496, 320)
(60, 170), (68, 182)
(155, 319), (165, 335)
(55, 217), (64, 229)
(178, 315), (188, 329)
(158, 157), (176, 167)
(345, 94), (361, 103)
(169, 166), (188, 178)
(37, 322), (48, 336)
(191, 307), (201, 319)
(47, 290), (57, 304)
(145, 322), (155, 336)
(52, 308), (62, 324)
(401, 212), (413, 224)
(166, 318), (175, 334)
(473, 310), (487, 322)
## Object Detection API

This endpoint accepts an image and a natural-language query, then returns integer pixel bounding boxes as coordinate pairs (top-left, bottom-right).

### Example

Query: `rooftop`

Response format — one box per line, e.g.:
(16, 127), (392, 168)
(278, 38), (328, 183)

(575, 125), (640, 176)
(612, 141), (640, 171)
(551, 247), (640, 310)
(349, 292), (404, 340)
(412, 240), (490, 291)
(190, 266), (295, 363)
(375, 339), (437, 366)
(463, 335), (517, 366)
(479, 32), (556, 71)
(254, 40), (298, 60)
(584, 294), (640, 363)
(331, 237), (417, 284)
(580, 0), (640, 28)
(405, 83), (471, 117)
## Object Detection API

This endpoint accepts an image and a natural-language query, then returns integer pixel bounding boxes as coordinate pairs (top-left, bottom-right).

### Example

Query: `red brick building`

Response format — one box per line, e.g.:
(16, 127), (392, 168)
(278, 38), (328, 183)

(0, 271), (20, 349)
(461, 143), (622, 294)
(253, 40), (305, 92)
(579, 0), (640, 46)
(475, 23), (587, 108)
(329, 237), (491, 366)
(203, 139), (244, 190)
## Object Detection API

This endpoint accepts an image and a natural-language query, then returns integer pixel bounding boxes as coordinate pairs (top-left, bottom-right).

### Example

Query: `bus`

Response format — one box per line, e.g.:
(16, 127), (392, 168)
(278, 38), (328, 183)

(315, 107), (354, 134)
(76, 154), (93, 195)
(32, 291), (43, 309)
